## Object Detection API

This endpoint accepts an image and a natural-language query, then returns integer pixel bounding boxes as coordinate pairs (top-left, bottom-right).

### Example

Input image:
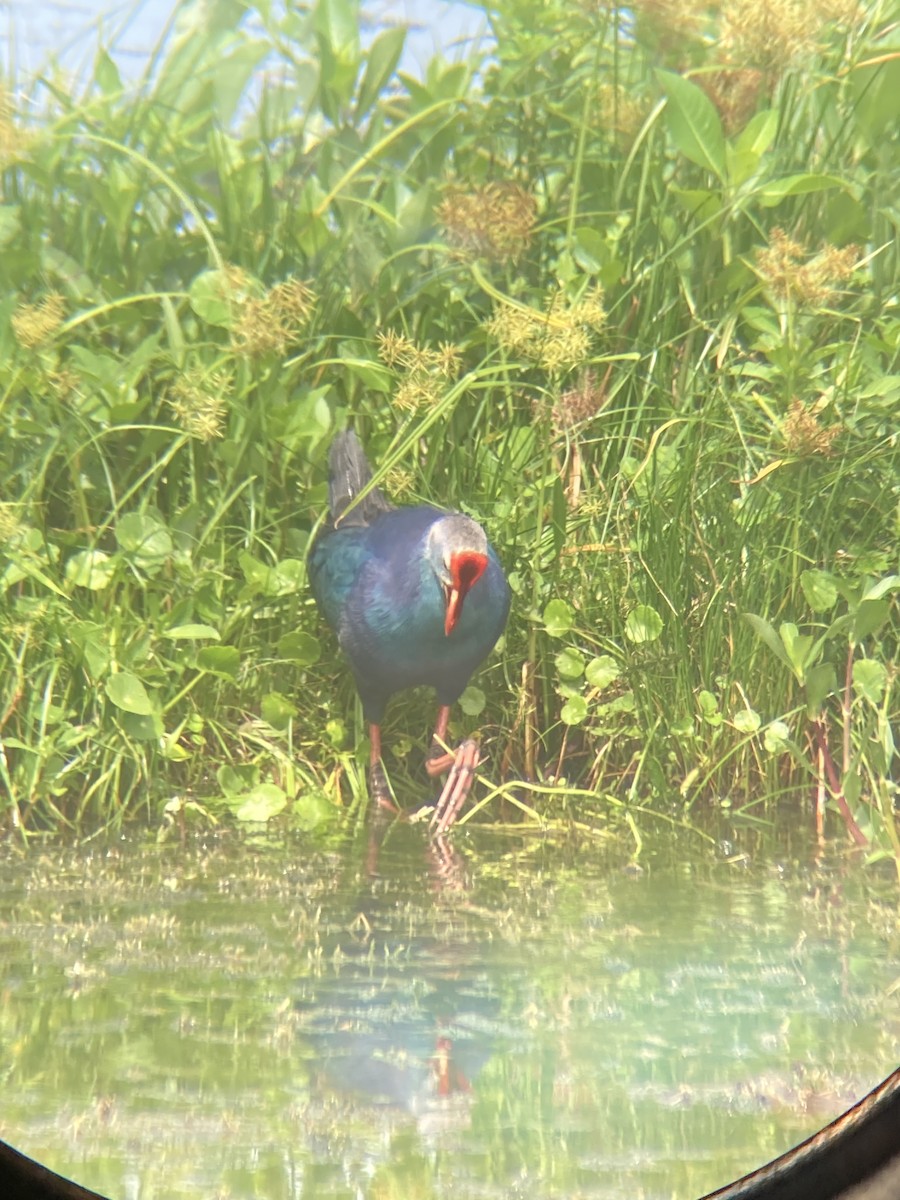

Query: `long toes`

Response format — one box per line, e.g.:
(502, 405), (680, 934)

(429, 739), (480, 836)
(425, 747), (456, 777)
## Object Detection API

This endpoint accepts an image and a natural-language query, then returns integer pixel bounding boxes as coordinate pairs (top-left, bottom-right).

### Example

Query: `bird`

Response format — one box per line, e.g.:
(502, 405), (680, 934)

(308, 430), (510, 834)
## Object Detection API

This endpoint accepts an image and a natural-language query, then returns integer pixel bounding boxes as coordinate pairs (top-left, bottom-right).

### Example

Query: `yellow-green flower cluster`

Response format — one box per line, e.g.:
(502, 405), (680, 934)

(11, 294), (66, 349)
(231, 276), (316, 357)
(486, 285), (606, 375)
(377, 331), (462, 412)
(167, 368), (232, 443)
(437, 182), (536, 264)
(0, 502), (25, 541)
(782, 398), (840, 457)
(550, 370), (608, 432)
(721, 0), (858, 73)
(755, 228), (858, 307)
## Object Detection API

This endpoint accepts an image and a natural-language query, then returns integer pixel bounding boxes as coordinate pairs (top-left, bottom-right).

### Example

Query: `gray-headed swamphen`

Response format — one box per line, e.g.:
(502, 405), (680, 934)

(308, 431), (510, 833)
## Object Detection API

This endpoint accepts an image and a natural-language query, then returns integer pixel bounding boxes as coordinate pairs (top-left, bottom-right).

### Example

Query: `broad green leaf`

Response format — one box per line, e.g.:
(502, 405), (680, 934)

(804, 662), (836, 715)
(543, 599), (574, 638)
(197, 646), (240, 680)
(357, 26), (405, 116)
(572, 226), (607, 273)
(779, 622), (814, 677)
(669, 187), (722, 223)
(274, 559), (306, 591)
(240, 553), (305, 597)
(800, 569), (838, 612)
(160, 734), (191, 761)
(235, 783), (288, 823)
(218, 764), (259, 797)
(555, 647), (585, 679)
(190, 268), (239, 327)
(657, 69), (726, 181)
(119, 711), (164, 741)
(459, 685), (486, 716)
(697, 690), (722, 727)
(732, 709), (761, 734)
(763, 720), (791, 754)
(560, 695), (588, 726)
(107, 671), (153, 716)
(94, 48), (122, 95)
(239, 552), (279, 595)
(66, 550), (115, 591)
(277, 631), (321, 665)
(162, 624), (221, 640)
(212, 39), (271, 127)
(625, 605), (663, 644)
(325, 719), (346, 748)
(292, 788), (338, 832)
(743, 613), (790, 667)
(313, 0), (359, 55)
(116, 512), (173, 569)
(725, 147), (761, 188)
(852, 659), (887, 704)
(67, 621), (110, 679)
(585, 656), (620, 688)
(261, 691), (298, 728)
(758, 173), (846, 207)
(733, 109), (777, 157)
(853, 598), (889, 642)
(861, 575), (900, 602)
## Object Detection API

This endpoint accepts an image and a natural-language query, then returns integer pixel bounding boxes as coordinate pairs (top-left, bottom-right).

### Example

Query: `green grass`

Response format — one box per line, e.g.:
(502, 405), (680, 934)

(0, 0), (897, 858)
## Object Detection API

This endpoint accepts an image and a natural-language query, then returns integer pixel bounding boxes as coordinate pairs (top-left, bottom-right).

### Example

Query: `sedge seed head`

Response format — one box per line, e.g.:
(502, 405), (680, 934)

(384, 466), (415, 496)
(167, 368), (232, 442)
(11, 294), (66, 349)
(756, 228), (858, 306)
(551, 371), (608, 432)
(437, 182), (536, 263)
(486, 285), (606, 376)
(393, 374), (445, 413)
(230, 275), (316, 358)
(377, 331), (461, 411)
(0, 502), (26, 541)
(721, 0), (821, 72)
(782, 398), (841, 456)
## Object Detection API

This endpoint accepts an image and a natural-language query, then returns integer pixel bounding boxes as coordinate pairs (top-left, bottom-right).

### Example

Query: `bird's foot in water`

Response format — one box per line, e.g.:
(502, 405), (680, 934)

(425, 738), (480, 835)
(369, 760), (400, 816)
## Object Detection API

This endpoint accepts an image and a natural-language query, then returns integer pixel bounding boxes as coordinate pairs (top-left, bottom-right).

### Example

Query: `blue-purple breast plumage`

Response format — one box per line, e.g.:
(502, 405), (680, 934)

(308, 432), (510, 725)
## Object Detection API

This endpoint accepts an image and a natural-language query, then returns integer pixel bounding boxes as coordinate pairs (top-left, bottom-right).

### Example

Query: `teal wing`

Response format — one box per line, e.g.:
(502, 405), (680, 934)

(307, 527), (370, 635)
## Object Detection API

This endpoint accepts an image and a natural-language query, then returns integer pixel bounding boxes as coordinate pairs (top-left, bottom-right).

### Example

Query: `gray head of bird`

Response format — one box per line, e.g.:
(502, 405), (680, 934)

(426, 513), (489, 636)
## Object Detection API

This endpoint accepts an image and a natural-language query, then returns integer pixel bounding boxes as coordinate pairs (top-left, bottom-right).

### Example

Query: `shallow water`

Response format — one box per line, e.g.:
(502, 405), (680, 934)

(1, 824), (898, 1199)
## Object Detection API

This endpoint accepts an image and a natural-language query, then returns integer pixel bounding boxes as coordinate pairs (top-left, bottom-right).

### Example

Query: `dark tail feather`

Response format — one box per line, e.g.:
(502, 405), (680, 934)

(328, 431), (393, 526)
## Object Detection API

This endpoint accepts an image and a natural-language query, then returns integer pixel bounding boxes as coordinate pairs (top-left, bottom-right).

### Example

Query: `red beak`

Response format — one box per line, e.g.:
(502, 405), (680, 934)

(444, 551), (488, 636)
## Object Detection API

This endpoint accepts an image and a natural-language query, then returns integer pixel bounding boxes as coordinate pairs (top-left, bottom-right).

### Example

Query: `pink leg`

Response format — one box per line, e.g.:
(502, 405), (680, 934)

(368, 724), (399, 814)
(425, 705), (456, 776)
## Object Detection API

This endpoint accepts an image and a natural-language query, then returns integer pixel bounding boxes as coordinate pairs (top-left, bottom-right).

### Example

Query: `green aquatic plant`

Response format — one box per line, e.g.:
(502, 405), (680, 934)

(0, 0), (896, 861)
